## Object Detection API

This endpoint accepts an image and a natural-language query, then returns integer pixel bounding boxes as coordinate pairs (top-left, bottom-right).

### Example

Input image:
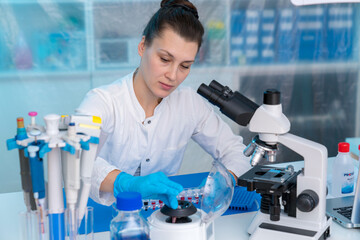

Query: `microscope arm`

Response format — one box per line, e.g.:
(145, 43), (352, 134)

(277, 133), (327, 180)
(277, 133), (327, 223)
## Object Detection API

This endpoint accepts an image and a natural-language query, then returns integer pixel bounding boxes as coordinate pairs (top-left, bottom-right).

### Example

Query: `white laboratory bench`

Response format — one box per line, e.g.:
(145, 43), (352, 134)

(91, 210), (360, 240)
(1, 158), (359, 239)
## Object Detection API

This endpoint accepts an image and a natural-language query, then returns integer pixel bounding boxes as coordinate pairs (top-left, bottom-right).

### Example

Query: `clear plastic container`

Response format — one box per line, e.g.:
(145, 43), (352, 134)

(110, 192), (150, 240)
(19, 206), (93, 240)
(331, 142), (355, 197)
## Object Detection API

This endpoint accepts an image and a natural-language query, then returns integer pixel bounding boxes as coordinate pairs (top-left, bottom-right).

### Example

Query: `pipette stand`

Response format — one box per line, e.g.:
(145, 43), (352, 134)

(7, 112), (99, 240)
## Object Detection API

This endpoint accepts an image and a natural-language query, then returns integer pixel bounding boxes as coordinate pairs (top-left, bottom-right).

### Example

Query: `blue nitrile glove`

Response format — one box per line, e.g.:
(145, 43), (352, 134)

(114, 171), (183, 209)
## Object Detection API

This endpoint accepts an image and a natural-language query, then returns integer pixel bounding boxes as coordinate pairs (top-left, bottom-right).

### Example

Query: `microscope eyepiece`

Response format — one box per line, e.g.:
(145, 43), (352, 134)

(197, 83), (220, 105)
(209, 80), (225, 93)
(197, 80), (259, 126)
(263, 89), (280, 105)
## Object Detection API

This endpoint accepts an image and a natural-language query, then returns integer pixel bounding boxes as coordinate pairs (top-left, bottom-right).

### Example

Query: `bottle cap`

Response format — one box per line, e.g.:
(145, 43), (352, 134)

(116, 192), (142, 211)
(338, 142), (350, 153)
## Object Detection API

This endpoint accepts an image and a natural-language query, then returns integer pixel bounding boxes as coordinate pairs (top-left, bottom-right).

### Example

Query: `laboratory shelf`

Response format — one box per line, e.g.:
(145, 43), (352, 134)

(92, 0), (164, 2)
(0, 0), (85, 3)
(1, 0), (359, 78)
(0, 70), (91, 80)
(193, 62), (360, 75)
(90, 62), (360, 80)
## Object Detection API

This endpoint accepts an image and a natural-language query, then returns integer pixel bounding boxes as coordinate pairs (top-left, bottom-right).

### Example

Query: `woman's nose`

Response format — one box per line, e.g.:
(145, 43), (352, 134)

(165, 65), (177, 81)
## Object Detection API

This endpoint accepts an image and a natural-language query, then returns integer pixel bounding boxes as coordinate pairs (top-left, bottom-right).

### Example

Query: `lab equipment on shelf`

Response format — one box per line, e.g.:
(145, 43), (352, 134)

(110, 192), (150, 240)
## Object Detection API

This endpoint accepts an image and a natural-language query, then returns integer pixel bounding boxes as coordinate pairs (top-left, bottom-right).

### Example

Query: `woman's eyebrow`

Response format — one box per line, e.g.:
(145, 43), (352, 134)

(158, 49), (195, 63)
(159, 49), (174, 58)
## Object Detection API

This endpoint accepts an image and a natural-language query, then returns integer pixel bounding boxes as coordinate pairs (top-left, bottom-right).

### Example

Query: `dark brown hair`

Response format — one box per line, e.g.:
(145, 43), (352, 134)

(142, 0), (204, 50)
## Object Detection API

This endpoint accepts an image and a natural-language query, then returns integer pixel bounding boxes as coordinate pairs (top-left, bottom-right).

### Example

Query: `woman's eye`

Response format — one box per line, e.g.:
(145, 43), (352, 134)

(161, 57), (170, 62)
(181, 65), (190, 69)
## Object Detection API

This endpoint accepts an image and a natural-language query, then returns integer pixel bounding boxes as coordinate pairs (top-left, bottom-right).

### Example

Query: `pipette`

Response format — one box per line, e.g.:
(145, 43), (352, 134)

(64, 115), (101, 225)
(27, 144), (46, 239)
(61, 122), (81, 239)
(27, 111), (45, 133)
(43, 114), (66, 240)
(6, 117), (37, 211)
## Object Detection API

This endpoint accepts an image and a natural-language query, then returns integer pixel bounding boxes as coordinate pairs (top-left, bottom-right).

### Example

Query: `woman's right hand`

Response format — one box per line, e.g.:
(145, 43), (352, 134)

(113, 171), (183, 209)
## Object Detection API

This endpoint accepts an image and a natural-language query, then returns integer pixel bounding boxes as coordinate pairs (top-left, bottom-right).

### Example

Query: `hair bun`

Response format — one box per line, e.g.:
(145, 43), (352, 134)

(161, 0), (199, 19)
(161, 0), (183, 8)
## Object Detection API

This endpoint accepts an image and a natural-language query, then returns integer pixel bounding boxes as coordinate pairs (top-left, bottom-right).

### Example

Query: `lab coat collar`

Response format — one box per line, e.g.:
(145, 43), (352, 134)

(126, 70), (169, 123)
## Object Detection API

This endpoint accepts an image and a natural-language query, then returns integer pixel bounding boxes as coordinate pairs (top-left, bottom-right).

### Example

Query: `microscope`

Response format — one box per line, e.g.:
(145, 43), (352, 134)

(198, 80), (331, 240)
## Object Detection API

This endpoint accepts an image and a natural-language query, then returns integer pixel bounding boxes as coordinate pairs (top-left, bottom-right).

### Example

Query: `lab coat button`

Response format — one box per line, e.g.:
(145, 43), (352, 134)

(146, 158), (150, 162)
(147, 120), (151, 124)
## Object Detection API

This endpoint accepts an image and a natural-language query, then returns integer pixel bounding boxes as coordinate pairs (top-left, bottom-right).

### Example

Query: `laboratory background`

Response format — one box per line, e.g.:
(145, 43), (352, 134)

(0, 0), (359, 196)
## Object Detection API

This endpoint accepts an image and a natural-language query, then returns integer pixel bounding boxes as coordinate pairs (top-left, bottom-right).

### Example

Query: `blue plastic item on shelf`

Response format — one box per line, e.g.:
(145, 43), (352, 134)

(33, 31), (86, 71)
(326, 4), (355, 61)
(0, 30), (11, 70)
(245, 9), (261, 64)
(260, 9), (276, 63)
(206, 20), (227, 65)
(276, 7), (296, 63)
(295, 5), (326, 61)
(230, 10), (246, 65)
(0, 32), (3, 70)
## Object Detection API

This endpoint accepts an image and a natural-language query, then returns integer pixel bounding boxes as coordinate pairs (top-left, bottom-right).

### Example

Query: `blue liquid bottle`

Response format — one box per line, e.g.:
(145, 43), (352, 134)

(110, 192), (150, 240)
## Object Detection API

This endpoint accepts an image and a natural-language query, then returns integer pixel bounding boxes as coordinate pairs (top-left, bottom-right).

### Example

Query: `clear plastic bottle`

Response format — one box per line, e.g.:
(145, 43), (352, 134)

(110, 192), (150, 240)
(331, 142), (355, 197)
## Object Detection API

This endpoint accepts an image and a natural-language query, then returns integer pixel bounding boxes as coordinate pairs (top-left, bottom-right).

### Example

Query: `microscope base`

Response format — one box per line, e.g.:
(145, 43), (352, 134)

(248, 212), (331, 240)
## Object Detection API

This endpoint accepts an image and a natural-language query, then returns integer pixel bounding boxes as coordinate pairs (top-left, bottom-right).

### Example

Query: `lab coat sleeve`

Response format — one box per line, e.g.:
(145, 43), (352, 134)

(76, 88), (118, 205)
(190, 91), (251, 178)
(90, 156), (118, 206)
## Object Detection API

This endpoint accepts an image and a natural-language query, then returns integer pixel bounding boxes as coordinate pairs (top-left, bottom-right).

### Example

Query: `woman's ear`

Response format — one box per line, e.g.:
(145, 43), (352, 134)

(138, 36), (146, 57)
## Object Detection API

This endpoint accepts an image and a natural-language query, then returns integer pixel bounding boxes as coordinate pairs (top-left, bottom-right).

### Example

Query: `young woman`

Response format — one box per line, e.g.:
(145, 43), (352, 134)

(77, 0), (250, 209)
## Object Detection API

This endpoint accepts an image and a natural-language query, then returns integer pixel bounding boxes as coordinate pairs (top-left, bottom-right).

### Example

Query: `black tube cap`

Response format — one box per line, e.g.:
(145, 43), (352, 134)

(263, 89), (280, 105)
(160, 200), (197, 217)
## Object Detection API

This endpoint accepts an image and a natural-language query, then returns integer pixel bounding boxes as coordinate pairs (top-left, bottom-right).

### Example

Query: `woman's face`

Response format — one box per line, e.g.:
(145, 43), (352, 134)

(138, 27), (198, 99)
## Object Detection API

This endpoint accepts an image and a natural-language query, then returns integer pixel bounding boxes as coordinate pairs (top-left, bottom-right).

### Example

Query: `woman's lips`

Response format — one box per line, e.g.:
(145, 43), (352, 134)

(159, 82), (173, 91)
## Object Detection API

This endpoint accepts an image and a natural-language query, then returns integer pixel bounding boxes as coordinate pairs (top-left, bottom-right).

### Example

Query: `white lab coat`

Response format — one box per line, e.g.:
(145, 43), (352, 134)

(76, 71), (250, 205)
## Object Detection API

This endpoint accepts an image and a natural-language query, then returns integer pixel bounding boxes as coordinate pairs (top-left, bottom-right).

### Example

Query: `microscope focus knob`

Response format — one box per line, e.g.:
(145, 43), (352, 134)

(297, 190), (319, 212)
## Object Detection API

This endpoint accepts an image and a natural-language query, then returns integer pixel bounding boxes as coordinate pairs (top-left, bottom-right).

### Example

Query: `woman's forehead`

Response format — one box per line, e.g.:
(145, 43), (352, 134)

(151, 28), (198, 61)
